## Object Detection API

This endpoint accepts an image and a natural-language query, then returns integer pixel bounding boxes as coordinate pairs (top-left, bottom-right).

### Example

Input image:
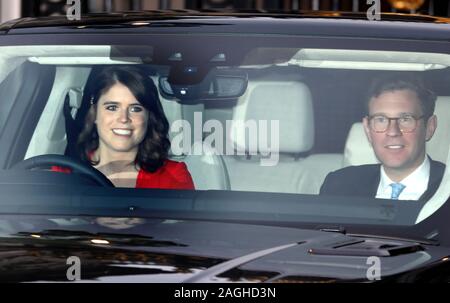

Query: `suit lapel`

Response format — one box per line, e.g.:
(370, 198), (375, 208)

(419, 159), (445, 201)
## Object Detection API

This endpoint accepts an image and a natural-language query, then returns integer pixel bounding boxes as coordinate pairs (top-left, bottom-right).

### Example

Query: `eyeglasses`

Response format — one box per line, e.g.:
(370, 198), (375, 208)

(367, 114), (425, 133)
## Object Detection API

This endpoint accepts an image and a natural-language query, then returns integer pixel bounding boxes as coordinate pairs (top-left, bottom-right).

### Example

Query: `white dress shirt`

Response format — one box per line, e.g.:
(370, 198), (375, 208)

(376, 156), (430, 200)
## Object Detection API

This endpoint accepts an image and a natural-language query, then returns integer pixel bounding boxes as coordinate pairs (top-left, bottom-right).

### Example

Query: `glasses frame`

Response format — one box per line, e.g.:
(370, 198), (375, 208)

(367, 114), (425, 133)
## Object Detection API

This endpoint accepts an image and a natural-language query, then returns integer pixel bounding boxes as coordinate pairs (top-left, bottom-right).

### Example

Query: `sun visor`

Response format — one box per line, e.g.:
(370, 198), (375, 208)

(286, 49), (449, 71)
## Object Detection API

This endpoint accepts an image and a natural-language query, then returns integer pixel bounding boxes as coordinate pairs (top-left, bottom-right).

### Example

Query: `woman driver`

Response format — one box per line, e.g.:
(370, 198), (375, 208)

(74, 66), (194, 189)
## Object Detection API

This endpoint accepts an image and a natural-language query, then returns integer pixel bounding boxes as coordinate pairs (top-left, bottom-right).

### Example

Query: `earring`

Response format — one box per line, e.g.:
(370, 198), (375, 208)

(90, 96), (95, 105)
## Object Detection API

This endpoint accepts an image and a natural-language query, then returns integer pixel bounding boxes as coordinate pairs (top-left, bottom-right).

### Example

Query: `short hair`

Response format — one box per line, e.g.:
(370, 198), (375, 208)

(77, 66), (170, 173)
(367, 74), (437, 119)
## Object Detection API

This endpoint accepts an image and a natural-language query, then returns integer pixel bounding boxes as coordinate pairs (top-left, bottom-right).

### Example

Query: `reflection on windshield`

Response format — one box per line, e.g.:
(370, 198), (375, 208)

(95, 217), (146, 230)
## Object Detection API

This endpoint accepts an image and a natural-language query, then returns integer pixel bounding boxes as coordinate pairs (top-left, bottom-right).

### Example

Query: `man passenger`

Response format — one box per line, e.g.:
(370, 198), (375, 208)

(320, 75), (445, 201)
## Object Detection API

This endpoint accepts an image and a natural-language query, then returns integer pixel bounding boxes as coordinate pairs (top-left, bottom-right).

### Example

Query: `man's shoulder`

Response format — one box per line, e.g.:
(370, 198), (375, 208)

(320, 164), (380, 195)
(327, 164), (380, 178)
(429, 158), (446, 182)
(430, 159), (446, 170)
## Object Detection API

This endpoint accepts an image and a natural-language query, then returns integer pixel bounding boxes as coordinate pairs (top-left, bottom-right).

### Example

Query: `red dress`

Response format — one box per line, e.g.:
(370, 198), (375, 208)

(135, 160), (195, 190)
(52, 159), (195, 190)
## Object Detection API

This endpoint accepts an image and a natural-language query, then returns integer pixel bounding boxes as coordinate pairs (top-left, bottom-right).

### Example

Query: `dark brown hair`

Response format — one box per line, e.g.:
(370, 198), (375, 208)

(367, 74), (437, 119)
(77, 66), (170, 172)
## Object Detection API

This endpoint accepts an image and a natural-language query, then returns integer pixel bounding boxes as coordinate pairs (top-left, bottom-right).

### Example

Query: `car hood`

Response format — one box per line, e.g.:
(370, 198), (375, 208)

(0, 215), (449, 282)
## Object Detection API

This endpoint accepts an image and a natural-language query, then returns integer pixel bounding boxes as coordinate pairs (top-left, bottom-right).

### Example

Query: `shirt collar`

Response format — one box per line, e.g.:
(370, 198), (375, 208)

(401, 156), (430, 187)
(378, 156), (430, 199)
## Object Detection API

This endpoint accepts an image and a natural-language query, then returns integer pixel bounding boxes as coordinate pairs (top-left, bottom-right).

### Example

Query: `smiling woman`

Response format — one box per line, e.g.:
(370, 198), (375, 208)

(75, 66), (195, 189)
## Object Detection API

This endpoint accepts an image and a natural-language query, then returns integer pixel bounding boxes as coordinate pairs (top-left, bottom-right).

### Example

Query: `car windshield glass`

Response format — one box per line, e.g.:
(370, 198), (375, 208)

(0, 35), (449, 231)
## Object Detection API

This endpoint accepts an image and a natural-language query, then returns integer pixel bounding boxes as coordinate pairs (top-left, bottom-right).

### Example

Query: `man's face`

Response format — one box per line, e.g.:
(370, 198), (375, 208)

(363, 89), (437, 179)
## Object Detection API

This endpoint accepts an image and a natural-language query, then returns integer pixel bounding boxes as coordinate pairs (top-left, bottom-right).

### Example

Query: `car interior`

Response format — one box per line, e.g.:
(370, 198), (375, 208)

(2, 45), (450, 198)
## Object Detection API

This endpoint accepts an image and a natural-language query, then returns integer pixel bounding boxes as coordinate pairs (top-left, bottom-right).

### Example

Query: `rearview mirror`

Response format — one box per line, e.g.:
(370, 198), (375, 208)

(158, 68), (248, 103)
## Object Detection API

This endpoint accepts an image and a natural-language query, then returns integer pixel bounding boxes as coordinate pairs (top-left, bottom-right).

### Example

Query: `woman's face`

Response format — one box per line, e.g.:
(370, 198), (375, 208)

(95, 82), (149, 156)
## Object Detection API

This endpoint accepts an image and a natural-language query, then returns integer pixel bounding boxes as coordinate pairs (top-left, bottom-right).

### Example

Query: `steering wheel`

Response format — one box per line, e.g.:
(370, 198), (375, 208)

(13, 154), (114, 187)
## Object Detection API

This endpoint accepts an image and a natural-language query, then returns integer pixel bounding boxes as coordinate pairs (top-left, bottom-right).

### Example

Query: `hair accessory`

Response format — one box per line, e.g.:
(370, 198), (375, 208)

(90, 96), (95, 105)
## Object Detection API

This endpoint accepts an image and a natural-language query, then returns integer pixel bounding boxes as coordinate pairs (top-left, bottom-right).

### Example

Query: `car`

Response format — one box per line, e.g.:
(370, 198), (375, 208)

(0, 10), (450, 284)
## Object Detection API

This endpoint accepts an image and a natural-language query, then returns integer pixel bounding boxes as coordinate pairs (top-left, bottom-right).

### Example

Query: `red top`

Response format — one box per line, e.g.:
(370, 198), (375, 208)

(135, 160), (195, 190)
(52, 159), (195, 190)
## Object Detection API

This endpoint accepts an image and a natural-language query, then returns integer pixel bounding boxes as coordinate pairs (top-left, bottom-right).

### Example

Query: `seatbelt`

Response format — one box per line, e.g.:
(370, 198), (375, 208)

(63, 90), (83, 158)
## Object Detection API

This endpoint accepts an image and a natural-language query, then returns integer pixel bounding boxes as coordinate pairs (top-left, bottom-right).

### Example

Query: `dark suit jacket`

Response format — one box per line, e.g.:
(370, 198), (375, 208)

(320, 158), (446, 201)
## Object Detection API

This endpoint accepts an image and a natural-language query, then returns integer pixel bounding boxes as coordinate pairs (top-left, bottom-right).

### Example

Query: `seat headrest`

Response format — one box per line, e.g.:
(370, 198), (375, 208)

(343, 122), (379, 167)
(230, 80), (314, 154)
(150, 76), (186, 156)
(343, 97), (450, 166)
(427, 97), (450, 163)
(150, 76), (183, 137)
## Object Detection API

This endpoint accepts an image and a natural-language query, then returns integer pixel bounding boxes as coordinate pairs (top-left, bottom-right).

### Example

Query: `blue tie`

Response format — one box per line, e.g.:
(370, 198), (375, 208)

(390, 183), (406, 200)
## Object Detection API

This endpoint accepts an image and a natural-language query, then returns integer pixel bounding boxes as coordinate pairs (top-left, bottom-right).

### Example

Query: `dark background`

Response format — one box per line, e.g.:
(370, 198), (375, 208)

(20, 0), (450, 17)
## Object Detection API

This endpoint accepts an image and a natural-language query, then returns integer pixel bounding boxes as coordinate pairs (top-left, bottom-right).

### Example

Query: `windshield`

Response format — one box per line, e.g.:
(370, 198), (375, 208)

(0, 34), (449, 233)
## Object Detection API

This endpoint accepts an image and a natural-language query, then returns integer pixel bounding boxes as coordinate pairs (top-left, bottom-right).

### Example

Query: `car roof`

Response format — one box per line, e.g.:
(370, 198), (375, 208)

(1, 10), (450, 40)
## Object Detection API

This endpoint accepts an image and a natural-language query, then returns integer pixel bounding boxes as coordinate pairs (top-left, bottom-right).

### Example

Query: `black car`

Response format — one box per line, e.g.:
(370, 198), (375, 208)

(0, 10), (450, 284)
